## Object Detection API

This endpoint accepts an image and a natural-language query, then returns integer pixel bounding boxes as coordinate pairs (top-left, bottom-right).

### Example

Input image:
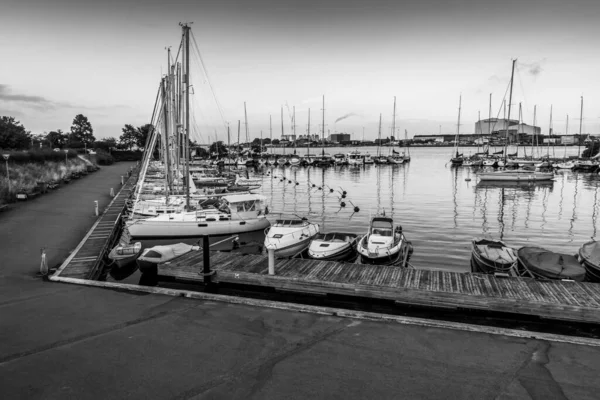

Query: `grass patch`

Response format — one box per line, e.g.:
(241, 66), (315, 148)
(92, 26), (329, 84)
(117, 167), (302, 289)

(0, 158), (92, 205)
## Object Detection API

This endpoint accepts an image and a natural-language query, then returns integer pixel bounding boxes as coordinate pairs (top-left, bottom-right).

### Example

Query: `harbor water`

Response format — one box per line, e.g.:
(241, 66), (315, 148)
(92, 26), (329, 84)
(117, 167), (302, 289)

(253, 145), (600, 272)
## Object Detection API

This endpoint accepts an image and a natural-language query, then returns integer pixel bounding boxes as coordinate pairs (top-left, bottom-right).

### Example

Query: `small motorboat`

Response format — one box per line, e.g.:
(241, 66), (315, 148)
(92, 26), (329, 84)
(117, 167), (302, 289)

(578, 240), (600, 282)
(356, 216), (412, 266)
(108, 242), (142, 268)
(307, 232), (360, 261)
(136, 243), (199, 273)
(471, 238), (517, 274)
(517, 246), (586, 282)
(264, 218), (320, 258)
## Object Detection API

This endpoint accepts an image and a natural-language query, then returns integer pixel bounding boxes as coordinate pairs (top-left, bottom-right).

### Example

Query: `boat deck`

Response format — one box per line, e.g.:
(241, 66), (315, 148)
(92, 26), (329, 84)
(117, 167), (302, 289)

(158, 251), (600, 325)
(53, 173), (136, 280)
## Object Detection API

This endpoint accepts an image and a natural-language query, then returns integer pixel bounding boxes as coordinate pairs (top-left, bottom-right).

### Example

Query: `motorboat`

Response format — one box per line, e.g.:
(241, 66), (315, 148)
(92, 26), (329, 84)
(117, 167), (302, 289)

(108, 242), (143, 268)
(363, 153), (374, 164)
(277, 156), (288, 166)
(356, 216), (412, 266)
(289, 154), (302, 166)
(315, 153), (334, 167)
(578, 240), (600, 281)
(482, 158), (498, 167)
(471, 238), (517, 274)
(386, 153), (404, 164)
(307, 232), (360, 261)
(463, 157), (483, 167)
(553, 160), (575, 169)
(333, 153), (348, 165)
(137, 243), (199, 273)
(347, 151), (363, 166)
(517, 247), (586, 282)
(127, 194), (271, 239)
(264, 218), (320, 258)
(478, 169), (554, 182)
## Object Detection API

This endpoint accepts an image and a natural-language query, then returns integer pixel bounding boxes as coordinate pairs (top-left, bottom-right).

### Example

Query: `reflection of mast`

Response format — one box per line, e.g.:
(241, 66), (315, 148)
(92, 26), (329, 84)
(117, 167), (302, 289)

(541, 184), (549, 231)
(293, 168), (297, 214)
(558, 172), (565, 220)
(307, 167), (312, 215)
(498, 188), (505, 240)
(593, 182), (598, 239)
(524, 185), (533, 228)
(389, 162), (395, 218)
(402, 157), (409, 200)
(321, 167), (326, 230)
(452, 166), (458, 228)
(568, 173), (579, 239)
(377, 159), (382, 214)
(481, 186), (489, 234)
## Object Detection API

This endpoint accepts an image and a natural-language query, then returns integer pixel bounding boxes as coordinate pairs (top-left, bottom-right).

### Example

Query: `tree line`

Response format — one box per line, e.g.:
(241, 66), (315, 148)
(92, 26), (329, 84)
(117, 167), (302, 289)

(0, 114), (151, 151)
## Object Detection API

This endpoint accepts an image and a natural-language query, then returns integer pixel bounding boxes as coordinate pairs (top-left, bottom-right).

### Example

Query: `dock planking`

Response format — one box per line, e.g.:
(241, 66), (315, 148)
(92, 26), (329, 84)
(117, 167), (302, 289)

(158, 250), (600, 325)
(54, 173), (137, 280)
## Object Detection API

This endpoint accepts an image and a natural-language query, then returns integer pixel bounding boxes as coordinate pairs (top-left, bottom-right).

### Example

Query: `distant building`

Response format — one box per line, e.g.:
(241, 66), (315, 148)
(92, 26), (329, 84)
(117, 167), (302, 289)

(328, 133), (351, 143)
(474, 118), (519, 135)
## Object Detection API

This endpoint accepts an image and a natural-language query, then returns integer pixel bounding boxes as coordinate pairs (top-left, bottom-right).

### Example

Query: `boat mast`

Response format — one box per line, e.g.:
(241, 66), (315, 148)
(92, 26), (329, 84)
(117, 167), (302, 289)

(293, 106), (296, 155)
(392, 96), (396, 155)
(281, 106), (285, 156)
(244, 102), (249, 156)
(531, 105), (536, 159)
(183, 23), (190, 209)
(237, 120), (241, 157)
(548, 105), (553, 158)
(455, 94), (462, 158)
(488, 93), (491, 154)
(504, 59), (516, 162)
(565, 114), (569, 160)
(377, 113), (382, 157)
(227, 123), (231, 168)
(307, 108), (311, 155)
(322, 95), (325, 156)
(578, 95), (583, 158)
(161, 77), (171, 205)
(269, 114), (272, 155)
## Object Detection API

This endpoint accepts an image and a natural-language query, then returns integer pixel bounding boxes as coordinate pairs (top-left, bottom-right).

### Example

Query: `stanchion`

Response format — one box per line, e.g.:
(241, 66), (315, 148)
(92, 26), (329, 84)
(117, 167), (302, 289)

(40, 248), (48, 278)
(110, 188), (114, 197)
(94, 200), (99, 216)
(268, 249), (275, 275)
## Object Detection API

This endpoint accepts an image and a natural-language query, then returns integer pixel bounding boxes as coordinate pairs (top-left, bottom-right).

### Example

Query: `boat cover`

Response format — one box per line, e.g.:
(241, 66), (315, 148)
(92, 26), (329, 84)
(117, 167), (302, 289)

(473, 239), (517, 265)
(579, 241), (600, 268)
(139, 243), (196, 264)
(517, 247), (586, 281)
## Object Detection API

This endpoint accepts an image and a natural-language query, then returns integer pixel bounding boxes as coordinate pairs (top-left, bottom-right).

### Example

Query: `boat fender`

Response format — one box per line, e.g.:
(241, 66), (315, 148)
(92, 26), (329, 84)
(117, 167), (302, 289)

(395, 226), (403, 234)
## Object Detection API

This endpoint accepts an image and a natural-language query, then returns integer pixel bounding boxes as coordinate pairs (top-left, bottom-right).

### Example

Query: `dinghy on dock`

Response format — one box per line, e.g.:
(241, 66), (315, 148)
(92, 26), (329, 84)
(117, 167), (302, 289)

(471, 238), (517, 274)
(517, 247), (586, 282)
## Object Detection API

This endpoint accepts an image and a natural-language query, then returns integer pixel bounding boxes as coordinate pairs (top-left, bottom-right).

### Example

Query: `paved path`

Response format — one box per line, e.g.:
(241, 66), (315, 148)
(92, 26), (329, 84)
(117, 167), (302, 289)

(1, 162), (599, 399)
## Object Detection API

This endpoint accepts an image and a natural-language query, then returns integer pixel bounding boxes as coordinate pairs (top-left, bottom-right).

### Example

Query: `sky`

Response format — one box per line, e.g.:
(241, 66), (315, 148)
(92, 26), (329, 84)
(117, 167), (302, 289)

(1, 0), (600, 143)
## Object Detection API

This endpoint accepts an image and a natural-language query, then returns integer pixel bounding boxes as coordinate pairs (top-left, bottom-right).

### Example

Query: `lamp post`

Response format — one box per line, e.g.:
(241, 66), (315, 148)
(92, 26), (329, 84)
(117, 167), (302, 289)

(2, 154), (10, 194)
(64, 149), (69, 164)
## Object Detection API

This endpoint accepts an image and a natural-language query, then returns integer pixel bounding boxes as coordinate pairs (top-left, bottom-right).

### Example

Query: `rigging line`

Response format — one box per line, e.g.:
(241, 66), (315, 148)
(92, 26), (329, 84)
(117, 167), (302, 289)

(489, 78), (512, 135)
(190, 31), (228, 130)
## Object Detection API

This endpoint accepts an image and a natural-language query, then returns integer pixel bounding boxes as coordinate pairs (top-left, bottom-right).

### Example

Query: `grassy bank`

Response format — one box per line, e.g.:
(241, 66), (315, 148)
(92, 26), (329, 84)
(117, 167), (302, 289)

(0, 158), (92, 205)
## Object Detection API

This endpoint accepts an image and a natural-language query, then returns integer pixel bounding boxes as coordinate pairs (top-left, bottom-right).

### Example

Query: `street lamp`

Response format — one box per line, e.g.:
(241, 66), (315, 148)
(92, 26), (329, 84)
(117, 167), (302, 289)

(2, 154), (10, 194)
(64, 149), (69, 164)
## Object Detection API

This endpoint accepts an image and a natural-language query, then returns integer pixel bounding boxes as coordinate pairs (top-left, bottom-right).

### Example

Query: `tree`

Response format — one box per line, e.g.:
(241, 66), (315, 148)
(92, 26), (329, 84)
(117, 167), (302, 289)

(46, 129), (67, 149)
(119, 124), (137, 150)
(0, 116), (31, 149)
(70, 114), (95, 147)
(272, 139), (280, 145)
(209, 141), (227, 156)
(136, 124), (153, 149)
(94, 137), (117, 151)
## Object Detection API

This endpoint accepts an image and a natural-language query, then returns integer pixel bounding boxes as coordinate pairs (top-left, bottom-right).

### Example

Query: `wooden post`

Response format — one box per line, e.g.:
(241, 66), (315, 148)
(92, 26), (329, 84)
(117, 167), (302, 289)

(268, 248), (275, 275)
(110, 187), (114, 197)
(202, 235), (211, 284)
(121, 176), (124, 185)
(94, 200), (98, 216)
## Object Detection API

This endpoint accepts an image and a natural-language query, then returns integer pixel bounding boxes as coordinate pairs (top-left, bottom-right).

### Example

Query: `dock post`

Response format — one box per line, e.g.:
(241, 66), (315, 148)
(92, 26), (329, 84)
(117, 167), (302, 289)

(110, 187), (114, 197)
(94, 200), (98, 216)
(39, 247), (48, 278)
(202, 235), (212, 284)
(121, 176), (124, 185)
(268, 249), (275, 275)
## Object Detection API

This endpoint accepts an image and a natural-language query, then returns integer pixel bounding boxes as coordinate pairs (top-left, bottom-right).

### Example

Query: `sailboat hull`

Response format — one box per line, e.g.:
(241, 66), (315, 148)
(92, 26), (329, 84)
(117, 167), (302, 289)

(127, 217), (270, 239)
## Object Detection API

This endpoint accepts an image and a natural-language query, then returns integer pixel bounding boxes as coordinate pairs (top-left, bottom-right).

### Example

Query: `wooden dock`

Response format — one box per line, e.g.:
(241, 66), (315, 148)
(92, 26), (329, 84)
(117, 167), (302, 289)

(53, 173), (136, 280)
(158, 250), (600, 325)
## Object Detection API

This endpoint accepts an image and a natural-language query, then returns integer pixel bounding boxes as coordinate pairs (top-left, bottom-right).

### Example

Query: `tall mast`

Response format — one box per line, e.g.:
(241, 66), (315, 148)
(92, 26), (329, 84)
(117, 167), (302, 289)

(392, 96), (396, 152)
(322, 95), (325, 156)
(532, 105), (537, 159)
(548, 105), (553, 158)
(227, 124), (231, 166)
(183, 24), (190, 209)
(269, 114), (272, 155)
(281, 106), (285, 155)
(161, 77), (171, 204)
(293, 106), (296, 154)
(237, 120), (241, 155)
(307, 108), (311, 155)
(578, 95), (583, 158)
(244, 102), (249, 151)
(455, 94), (462, 158)
(504, 59), (516, 161)
(377, 113), (382, 157)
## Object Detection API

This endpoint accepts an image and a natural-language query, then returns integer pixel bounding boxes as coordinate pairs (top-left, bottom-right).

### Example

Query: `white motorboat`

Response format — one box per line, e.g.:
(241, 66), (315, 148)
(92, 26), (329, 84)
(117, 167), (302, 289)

(554, 160), (575, 169)
(356, 216), (412, 266)
(333, 153), (348, 165)
(307, 232), (359, 261)
(347, 151), (363, 166)
(108, 242), (142, 268)
(363, 154), (374, 164)
(127, 194), (271, 239)
(289, 154), (301, 166)
(478, 169), (554, 182)
(264, 218), (320, 258)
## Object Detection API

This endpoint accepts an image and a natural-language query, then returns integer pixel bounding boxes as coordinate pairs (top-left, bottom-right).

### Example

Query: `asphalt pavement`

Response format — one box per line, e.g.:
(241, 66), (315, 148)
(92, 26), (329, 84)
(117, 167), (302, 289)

(1, 162), (599, 400)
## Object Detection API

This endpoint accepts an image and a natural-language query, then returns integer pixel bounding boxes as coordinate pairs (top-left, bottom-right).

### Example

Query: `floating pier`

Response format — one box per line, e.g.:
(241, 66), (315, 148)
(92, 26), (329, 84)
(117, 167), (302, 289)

(158, 250), (600, 325)
(53, 173), (136, 280)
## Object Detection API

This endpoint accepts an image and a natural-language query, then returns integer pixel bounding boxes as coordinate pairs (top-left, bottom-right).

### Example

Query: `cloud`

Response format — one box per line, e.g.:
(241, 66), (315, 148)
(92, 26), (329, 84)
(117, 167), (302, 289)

(335, 112), (359, 123)
(519, 59), (547, 77)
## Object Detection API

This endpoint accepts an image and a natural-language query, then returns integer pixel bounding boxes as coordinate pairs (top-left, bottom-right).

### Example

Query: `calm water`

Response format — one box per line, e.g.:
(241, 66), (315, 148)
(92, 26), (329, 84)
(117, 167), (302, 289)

(108, 144), (600, 284)
(254, 145), (600, 272)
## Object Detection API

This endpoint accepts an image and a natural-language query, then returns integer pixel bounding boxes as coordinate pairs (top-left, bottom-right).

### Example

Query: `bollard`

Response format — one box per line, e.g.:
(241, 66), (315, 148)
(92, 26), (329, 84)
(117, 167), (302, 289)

(94, 200), (98, 216)
(121, 176), (124, 185)
(40, 248), (48, 277)
(268, 248), (275, 275)
(110, 187), (114, 197)
(202, 235), (212, 284)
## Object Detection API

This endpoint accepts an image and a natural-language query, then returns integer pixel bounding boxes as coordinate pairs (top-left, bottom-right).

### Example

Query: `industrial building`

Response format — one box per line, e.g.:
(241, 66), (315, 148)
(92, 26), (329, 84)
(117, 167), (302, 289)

(328, 133), (351, 143)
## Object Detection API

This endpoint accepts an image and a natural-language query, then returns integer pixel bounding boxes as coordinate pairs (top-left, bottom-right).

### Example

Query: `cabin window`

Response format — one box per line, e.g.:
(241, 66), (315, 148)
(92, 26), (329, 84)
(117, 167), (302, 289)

(272, 234), (283, 239)
(236, 204), (244, 212)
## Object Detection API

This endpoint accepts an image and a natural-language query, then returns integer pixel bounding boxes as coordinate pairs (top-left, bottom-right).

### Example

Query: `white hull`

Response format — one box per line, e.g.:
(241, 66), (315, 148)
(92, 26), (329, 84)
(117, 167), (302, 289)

(264, 220), (320, 258)
(127, 217), (270, 239)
